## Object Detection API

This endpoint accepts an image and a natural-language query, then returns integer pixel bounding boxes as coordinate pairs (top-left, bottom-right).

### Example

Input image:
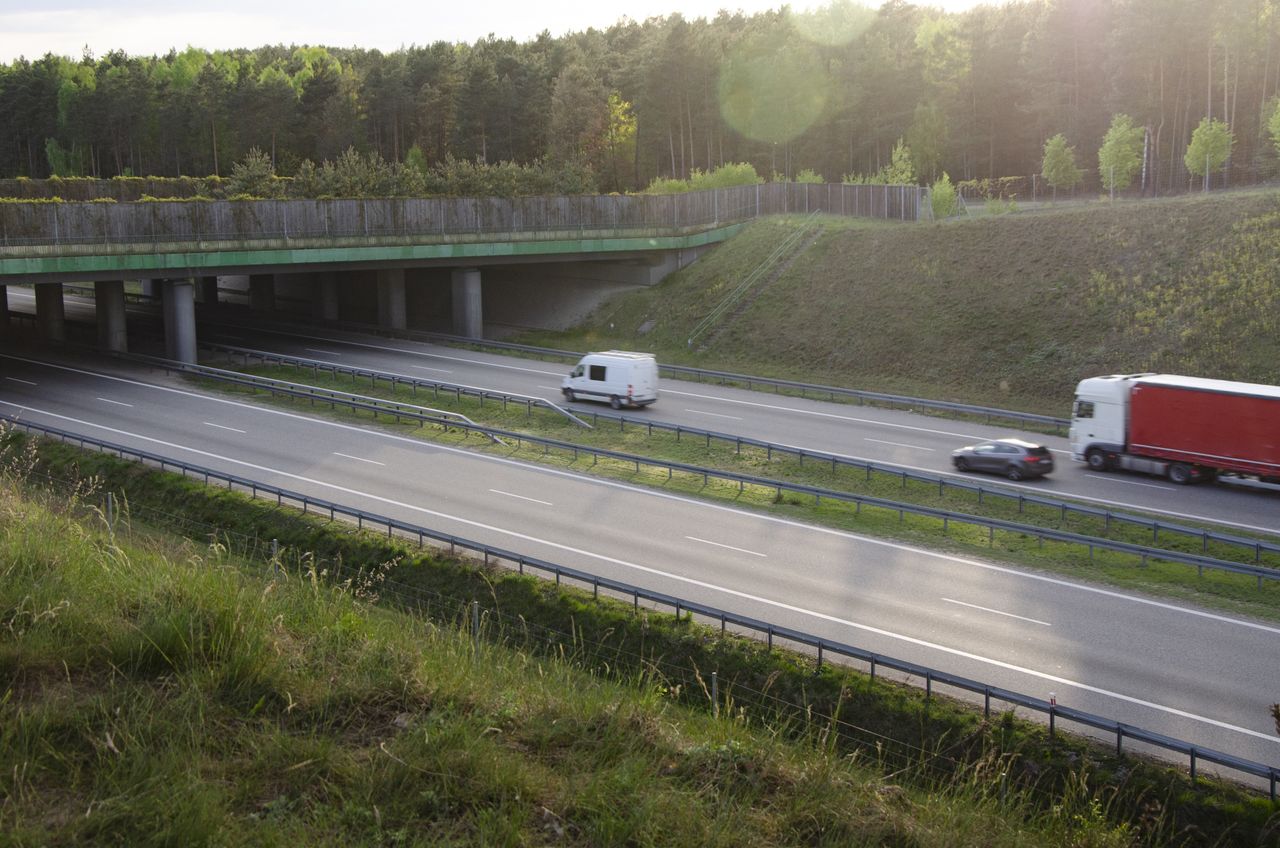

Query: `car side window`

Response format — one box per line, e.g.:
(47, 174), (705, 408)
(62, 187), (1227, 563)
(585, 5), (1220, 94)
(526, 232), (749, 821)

(997, 444), (1018, 454)
(589, 365), (606, 381)
(975, 444), (995, 454)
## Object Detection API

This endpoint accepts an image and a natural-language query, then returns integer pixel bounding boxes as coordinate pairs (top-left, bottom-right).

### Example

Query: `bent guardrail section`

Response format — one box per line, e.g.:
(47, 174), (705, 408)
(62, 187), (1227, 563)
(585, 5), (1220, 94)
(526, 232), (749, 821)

(239, 318), (1071, 432)
(178, 343), (1280, 567)
(3, 414), (1275, 799)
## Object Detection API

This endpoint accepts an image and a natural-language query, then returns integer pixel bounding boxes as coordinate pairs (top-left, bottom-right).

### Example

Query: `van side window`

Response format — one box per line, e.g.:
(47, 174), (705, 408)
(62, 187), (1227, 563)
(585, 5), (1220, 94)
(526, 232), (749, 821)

(589, 365), (607, 381)
(1074, 400), (1094, 419)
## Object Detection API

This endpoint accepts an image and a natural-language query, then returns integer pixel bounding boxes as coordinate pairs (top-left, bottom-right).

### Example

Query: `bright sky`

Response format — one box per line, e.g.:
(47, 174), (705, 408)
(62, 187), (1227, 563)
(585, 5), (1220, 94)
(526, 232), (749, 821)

(0, 0), (993, 63)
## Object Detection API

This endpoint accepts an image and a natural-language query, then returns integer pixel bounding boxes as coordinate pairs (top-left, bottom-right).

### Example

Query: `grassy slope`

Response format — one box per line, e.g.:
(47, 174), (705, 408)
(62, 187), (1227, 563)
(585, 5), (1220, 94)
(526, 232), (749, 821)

(516, 190), (1280, 414)
(1, 460), (1156, 847)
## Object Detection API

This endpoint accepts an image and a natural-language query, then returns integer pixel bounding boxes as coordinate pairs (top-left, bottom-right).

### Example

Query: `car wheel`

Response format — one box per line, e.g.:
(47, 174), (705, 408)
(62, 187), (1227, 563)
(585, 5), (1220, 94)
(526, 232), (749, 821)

(1168, 463), (1194, 485)
(1006, 465), (1024, 481)
(1085, 449), (1109, 471)
(609, 396), (622, 410)
(562, 388), (576, 402)
(954, 457), (969, 472)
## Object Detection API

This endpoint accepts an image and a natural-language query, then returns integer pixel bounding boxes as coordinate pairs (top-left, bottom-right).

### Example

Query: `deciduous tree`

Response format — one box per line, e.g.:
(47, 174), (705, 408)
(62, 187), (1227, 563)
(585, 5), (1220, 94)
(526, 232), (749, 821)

(1097, 113), (1144, 194)
(1040, 133), (1083, 200)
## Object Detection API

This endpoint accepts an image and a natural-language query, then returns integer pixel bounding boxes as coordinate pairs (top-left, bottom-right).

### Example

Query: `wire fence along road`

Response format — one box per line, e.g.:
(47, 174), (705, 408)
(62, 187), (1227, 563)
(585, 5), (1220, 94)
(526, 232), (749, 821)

(4, 415), (1276, 798)
(195, 340), (1280, 568)
(0, 183), (930, 250)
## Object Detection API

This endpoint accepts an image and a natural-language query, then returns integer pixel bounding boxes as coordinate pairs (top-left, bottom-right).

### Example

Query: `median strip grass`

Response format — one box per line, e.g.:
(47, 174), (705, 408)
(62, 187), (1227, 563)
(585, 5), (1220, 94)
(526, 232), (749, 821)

(188, 361), (1280, 625)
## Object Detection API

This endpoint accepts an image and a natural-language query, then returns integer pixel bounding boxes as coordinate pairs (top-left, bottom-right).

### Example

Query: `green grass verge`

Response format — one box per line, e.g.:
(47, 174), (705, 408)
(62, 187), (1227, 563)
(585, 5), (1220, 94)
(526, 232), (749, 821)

(509, 191), (1280, 417)
(197, 364), (1280, 626)
(4, 431), (1277, 846)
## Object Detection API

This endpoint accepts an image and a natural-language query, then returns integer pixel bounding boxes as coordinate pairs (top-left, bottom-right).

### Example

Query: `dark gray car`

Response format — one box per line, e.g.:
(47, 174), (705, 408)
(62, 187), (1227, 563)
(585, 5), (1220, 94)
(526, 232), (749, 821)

(952, 437), (1054, 480)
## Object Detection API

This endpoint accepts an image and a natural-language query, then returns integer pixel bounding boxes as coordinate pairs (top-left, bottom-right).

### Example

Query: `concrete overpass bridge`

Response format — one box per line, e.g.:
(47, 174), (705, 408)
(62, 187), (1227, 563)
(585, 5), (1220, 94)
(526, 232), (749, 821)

(0, 183), (926, 361)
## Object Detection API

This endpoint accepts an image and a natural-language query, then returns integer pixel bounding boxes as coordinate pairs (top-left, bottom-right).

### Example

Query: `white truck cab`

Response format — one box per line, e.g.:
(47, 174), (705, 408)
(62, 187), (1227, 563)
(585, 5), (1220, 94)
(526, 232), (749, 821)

(1069, 375), (1135, 465)
(561, 351), (659, 409)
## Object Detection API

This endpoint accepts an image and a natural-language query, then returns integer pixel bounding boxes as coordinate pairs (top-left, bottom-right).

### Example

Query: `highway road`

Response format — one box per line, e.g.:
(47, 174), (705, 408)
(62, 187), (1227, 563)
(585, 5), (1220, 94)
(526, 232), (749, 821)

(189, 318), (1280, 536)
(2, 345), (1279, 774)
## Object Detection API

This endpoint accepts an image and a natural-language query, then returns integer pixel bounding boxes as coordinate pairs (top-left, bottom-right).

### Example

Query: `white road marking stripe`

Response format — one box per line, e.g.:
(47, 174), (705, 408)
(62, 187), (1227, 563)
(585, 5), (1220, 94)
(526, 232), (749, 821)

(865, 437), (936, 451)
(304, 347), (341, 356)
(941, 597), (1051, 627)
(489, 489), (553, 506)
(685, 409), (744, 421)
(333, 452), (385, 466)
(204, 422), (246, 434)
(96, 397), (133, 407)
(3, 353), (1278, 634)
(5, 377), (37, 386)
(4, 398), (1273, 745)
(685, 536), (766, 557)
(1083, 474), (1176, 491)
(663, 387), (982, 439)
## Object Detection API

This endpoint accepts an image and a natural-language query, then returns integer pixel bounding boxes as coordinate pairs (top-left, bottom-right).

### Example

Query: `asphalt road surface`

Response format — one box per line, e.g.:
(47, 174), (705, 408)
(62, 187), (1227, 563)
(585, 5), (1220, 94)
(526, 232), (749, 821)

(2, 346), (1278, 776)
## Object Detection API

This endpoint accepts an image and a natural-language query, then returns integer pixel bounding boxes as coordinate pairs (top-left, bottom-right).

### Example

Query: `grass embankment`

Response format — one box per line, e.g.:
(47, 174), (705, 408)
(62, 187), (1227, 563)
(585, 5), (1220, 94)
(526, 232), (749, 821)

(511, 190), (1280, 415)
(202, 364), (1280, 626)
(4, 432), (1277, 846)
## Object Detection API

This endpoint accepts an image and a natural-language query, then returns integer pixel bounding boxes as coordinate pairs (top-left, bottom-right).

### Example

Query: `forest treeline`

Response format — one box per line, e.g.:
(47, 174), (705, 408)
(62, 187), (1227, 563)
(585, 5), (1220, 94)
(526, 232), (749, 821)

(3, 0), (1279, 195)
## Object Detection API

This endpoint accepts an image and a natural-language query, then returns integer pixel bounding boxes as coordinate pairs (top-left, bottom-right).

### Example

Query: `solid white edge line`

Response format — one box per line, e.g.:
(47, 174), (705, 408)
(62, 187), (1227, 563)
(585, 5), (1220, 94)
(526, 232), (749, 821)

(4, 397), (1274, 744)
(2, 352), (1277, 637)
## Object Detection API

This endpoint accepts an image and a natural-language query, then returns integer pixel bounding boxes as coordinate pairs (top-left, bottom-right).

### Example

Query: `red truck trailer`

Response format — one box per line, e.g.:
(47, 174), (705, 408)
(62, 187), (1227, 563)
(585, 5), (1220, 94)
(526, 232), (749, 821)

(1069, 373), (1280, 484)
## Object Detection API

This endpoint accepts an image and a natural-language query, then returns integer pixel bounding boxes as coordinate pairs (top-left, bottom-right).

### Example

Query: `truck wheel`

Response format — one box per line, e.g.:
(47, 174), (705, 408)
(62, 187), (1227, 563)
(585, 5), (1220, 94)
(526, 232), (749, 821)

(609, 396), (622, 410)
(1006, 465), (1025, 481)
(1168, 463), (1194, 485)
(1085, 449), (1110, 471)
(562, 388), (576, 402)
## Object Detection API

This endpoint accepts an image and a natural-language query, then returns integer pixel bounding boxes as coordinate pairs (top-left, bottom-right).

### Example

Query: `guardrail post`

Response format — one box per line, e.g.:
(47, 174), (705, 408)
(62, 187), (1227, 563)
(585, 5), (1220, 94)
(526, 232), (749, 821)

(1189, 747), (1196, 782)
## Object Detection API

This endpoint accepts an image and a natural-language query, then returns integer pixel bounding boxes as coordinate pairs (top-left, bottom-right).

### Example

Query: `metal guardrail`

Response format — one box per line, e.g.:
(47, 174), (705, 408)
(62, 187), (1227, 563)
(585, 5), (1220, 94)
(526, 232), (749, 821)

(127, 351), (1280, 585)
(246, 319), (1071, 432)
(198, 339), (1280, 565)
(197, 340), (591, 428)
(3, 415), (1275, 799)
(112, 351), (498, 440)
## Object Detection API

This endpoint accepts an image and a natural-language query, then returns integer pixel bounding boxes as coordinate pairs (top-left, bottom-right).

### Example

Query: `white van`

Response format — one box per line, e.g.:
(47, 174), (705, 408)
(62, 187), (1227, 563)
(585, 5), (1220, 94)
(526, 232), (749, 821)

(561, 351), (659, 409)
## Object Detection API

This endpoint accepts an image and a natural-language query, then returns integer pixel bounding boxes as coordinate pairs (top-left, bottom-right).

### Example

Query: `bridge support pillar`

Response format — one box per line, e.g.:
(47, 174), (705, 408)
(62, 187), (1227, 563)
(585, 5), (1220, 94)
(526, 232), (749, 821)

(197, 276), (219, 305)
(0, 285), (8, 335)
(249, 274), (276, 312)
(451, 268), (483, 338)
(315, 273), (340, 321)
(163, 279), (197, 363)
(377, 269), (406, 330)
(95, 280), (128, 353)
(35, 283), (66, 343)
(141, 279), (160, 300)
